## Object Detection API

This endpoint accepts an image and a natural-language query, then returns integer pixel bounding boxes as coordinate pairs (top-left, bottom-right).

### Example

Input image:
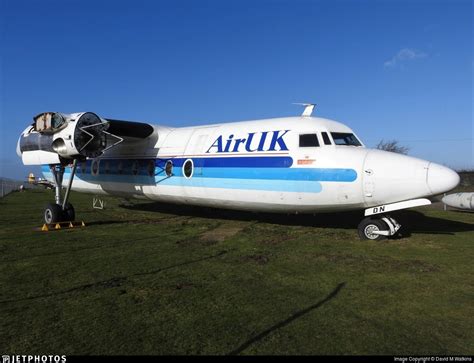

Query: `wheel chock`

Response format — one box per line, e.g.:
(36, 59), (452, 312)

(39, 221), (86, 232)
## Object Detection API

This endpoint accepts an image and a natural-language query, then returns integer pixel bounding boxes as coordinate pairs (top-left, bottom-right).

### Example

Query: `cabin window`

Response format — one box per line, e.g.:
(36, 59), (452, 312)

(92, 160), (99, 176)
(183, 159), (194, 178)
(299, 134), (320, 147)
(321, 132), (332, 145)
(148, 160), (156, 177)
(165, 160), (173, 177)
(330, 132), (362, 146)
(132, 161), (139, 175)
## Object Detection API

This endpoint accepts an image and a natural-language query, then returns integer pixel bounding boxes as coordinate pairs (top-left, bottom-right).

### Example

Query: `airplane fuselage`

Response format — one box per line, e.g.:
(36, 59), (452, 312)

(34, 116), (459, 214)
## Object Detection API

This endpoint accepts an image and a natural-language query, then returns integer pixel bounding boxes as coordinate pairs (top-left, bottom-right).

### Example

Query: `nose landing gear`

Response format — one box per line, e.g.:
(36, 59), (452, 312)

(358, 215), (401, 241)
(44, 160), (78, 224)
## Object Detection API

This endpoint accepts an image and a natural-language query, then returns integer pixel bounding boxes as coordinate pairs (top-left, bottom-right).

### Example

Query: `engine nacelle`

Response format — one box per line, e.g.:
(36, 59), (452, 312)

(20, 112), (109, 160)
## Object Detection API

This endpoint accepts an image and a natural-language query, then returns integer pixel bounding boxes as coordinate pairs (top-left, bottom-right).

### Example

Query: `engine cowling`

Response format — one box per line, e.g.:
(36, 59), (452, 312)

(20, 112), (109, 159)
(51, 112), (108, 158)
(18, 111), (157, 165)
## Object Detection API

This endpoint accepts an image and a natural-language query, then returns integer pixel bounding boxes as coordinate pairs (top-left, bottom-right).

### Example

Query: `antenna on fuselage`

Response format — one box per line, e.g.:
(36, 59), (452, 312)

(293, 103), (316, 117)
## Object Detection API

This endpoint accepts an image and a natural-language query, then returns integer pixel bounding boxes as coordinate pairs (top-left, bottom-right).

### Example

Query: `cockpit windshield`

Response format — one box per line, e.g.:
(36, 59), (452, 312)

(330, 133), (362, 146)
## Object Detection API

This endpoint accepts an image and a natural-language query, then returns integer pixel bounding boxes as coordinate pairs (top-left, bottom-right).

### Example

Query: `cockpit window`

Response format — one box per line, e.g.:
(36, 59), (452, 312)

(299, 134), (320, 147)
(330, 133), (362, 146)
(321, 132), (332, 145)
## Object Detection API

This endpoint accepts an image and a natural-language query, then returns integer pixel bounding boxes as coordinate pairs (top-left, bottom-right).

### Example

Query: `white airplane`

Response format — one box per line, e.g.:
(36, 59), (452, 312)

(27, 172), (55, 189)
(442, 192), (474, 211)
(17, 105), (460, 240)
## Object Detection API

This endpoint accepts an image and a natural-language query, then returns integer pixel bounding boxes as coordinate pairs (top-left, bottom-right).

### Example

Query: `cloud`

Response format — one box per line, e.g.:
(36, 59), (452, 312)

(384, 48), (428, 68)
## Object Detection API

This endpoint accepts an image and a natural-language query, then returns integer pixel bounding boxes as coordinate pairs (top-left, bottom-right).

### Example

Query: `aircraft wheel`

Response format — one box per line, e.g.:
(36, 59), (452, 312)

(63, 202), (75, 222)
(358, 217), (388, 241)
(44, 203), (64, 224)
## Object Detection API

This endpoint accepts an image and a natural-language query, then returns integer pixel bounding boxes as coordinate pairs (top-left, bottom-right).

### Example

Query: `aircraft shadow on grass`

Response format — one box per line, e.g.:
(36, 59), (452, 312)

(227, 282), (346, 355)
(117, 202), (474, 236)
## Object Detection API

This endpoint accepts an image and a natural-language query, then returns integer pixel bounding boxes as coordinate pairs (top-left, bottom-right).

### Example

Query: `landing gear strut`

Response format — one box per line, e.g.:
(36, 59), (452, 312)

(44, 159), (78, 224)
(358, 215), (401, 241)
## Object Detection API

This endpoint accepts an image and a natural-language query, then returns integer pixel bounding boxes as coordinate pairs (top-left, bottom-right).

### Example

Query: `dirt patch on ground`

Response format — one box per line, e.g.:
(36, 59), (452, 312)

(200, 223), (246, 243)
(176, 223), (245, 246)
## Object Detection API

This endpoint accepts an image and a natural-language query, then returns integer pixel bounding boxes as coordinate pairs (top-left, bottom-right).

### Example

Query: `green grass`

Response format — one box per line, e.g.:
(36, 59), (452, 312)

(1, 189), (473, 355)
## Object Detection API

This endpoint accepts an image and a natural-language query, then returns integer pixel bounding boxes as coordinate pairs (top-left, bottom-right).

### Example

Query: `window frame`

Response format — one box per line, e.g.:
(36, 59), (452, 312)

(182, 159), (194, 179)
(330, 132), (362, 147)
(299, 133), (320, 148)
(321, 132), (332, 145)
(165, 160), (173, 177)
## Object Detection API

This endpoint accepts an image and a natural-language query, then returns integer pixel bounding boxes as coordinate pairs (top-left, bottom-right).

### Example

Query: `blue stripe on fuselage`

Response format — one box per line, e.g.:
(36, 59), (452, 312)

(41, 155), (357, 193)
(161, 156), (293, 168)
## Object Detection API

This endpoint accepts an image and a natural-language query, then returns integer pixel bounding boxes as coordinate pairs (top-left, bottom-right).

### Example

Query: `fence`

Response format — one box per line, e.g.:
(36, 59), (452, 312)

(0, 179), (28, 198)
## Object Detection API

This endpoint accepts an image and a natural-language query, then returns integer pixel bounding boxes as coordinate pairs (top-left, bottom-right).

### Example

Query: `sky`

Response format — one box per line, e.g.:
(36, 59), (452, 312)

(0, 0), (472, 180)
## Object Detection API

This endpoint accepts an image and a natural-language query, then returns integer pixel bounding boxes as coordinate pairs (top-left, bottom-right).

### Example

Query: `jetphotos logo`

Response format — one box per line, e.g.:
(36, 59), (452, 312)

(2, 356), (66, 363)
(206, 130), (290, 154)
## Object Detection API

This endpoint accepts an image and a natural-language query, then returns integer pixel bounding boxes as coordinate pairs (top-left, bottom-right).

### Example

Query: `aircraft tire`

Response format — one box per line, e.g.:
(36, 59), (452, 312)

(63, 202), (75, 222)
(358, 217), (388, 241)
(44, 203), (64, 224)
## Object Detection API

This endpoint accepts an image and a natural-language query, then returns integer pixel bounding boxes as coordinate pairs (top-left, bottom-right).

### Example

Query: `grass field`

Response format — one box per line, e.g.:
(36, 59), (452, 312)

(1, 189), (473, 355)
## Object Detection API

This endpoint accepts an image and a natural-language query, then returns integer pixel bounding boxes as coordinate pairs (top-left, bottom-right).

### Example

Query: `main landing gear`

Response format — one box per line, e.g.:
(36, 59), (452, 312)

(44, 159), (78, 224)
(357, 215), (401, 241)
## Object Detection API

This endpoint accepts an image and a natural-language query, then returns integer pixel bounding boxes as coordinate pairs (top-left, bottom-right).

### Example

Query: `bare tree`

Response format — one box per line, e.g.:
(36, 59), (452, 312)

(375, 139), (410, 155)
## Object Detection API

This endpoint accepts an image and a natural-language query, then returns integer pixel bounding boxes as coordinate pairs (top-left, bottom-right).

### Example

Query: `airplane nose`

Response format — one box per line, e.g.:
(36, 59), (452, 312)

(426, 162), (460, 195)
